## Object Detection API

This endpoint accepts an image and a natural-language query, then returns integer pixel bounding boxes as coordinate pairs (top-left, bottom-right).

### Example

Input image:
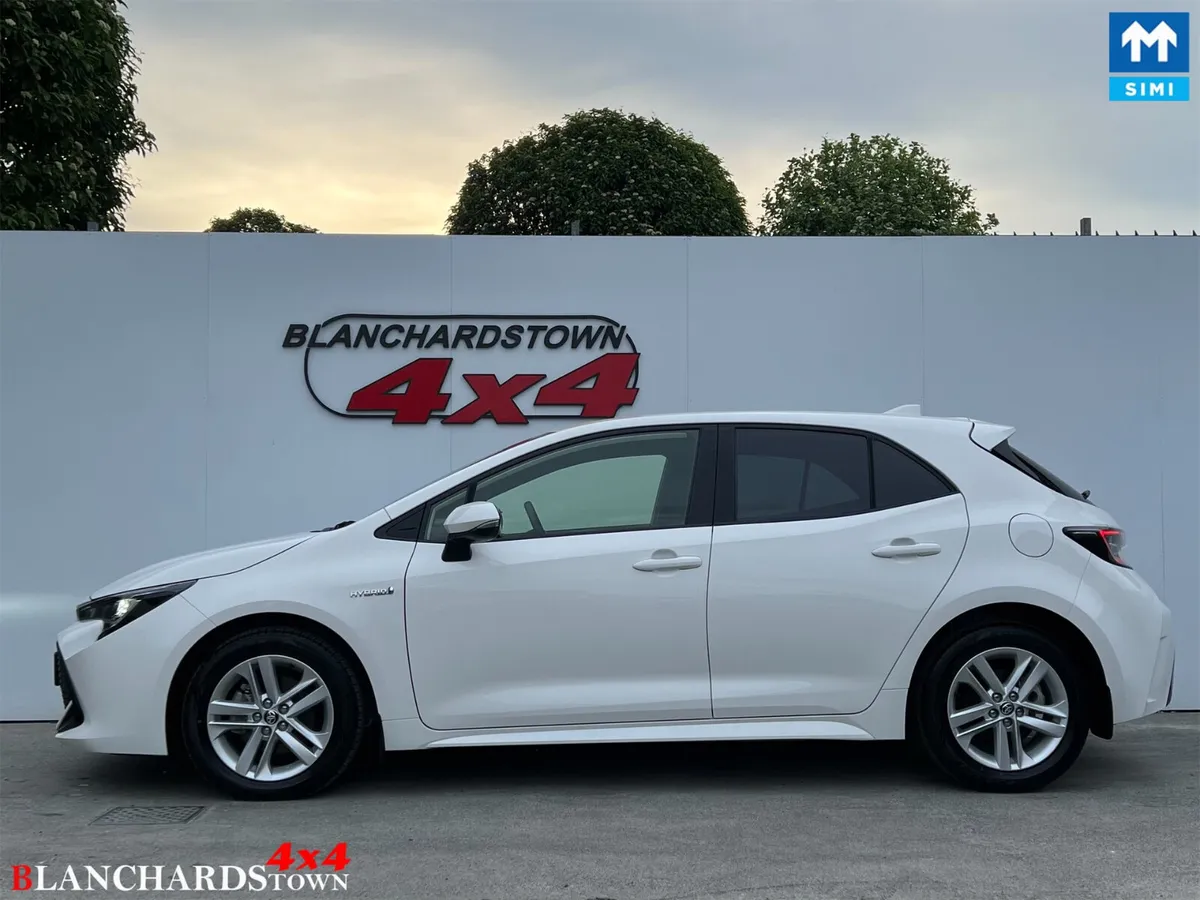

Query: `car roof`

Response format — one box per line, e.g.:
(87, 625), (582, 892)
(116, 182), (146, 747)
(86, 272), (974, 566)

(525, 407), (994, 438)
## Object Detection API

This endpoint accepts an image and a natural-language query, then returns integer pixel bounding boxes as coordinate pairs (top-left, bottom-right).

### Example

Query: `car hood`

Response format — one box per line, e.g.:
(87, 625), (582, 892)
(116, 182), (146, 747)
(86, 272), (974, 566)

(90, 533), (315, 599)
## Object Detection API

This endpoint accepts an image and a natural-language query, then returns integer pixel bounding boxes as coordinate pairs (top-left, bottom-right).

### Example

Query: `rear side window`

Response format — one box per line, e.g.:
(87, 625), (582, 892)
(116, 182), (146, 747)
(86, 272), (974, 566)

(734, 429), (871, 523)
(727, 427), (958, 526)
(992, 440), (1088, 502)
(871, 439), (955, 510)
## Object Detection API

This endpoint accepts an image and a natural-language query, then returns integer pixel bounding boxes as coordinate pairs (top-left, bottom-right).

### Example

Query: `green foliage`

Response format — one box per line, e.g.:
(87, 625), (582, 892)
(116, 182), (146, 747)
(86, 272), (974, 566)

(759, 133), (999, 237)
(0, 0), (155, 230)
(205, 207), (319, 234)
(447, 108), (750, 237)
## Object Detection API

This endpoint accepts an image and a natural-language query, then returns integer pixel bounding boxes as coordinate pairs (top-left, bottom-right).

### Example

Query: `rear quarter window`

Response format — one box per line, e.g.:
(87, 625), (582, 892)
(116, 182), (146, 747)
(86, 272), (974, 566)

(991, 440), (1089, 502)
(870, 439), (956, 509)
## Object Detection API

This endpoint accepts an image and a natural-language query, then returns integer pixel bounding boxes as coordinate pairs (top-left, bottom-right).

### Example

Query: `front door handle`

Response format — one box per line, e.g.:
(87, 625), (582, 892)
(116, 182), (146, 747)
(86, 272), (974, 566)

(633, 556), (703, 572)
(872, 541), (942, 559)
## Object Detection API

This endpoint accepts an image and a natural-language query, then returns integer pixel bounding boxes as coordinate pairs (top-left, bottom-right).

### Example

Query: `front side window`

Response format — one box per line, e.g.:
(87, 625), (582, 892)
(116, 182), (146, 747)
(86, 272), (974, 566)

(427, 429), (700, 541)
(734, 428), (871, 523)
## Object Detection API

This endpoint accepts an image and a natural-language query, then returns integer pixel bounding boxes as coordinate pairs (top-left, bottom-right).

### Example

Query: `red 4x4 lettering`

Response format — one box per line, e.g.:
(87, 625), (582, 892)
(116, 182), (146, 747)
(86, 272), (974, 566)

(344, 352), (640, 424)
(533, 352), (639, 418)
(442, 373), (544, 425)
(345, 358), (452, 424)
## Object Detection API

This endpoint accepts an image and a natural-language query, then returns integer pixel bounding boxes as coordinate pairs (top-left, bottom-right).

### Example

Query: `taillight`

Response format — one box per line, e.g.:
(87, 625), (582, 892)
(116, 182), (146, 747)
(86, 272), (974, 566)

(1063, 526), (1130, 568)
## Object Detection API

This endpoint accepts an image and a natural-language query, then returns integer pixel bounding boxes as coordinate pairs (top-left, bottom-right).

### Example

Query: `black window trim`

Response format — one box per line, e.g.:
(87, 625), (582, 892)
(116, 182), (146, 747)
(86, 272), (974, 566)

(375, 424), (719, 543)
(990, 438), (1088, 503)
(714, 422), (960, 527)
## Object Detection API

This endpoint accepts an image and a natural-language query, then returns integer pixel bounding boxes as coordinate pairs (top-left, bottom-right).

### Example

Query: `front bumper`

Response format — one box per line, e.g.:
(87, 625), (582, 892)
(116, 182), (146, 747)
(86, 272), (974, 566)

(52, 646), (85, 733)
(54, 595), (212, 756)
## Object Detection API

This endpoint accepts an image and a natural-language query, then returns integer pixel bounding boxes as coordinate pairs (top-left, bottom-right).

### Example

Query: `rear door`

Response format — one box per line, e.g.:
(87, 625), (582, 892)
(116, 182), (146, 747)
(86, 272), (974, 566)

(706, 425), (969, 718)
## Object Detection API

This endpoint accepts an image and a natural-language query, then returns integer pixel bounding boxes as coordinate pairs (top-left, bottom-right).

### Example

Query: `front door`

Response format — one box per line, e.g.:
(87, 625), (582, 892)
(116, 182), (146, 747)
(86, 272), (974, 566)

(706, 425), (969, 718)
(404, 426), (717, 731)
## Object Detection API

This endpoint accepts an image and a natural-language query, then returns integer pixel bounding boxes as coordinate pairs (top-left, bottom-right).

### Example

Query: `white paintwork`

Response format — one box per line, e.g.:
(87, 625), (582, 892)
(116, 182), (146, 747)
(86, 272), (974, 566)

(706, 494), (968, 717)
(53, 409), (1177, 765)
(89, 533), (314, 600)
(442, 501), (502, 537)
(1009, 513), (1054, 558)
(404, 528), (713, 729)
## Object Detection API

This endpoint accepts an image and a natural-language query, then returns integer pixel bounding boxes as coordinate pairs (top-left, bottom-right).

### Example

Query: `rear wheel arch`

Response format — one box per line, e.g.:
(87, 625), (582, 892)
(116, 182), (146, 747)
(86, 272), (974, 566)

(905, 602), (1113, 740)
(165, 613), (382, 759)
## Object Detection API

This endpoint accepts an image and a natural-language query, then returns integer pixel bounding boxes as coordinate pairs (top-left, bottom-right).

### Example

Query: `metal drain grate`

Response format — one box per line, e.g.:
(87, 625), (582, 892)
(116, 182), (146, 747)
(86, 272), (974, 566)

(91, 806), (206, 826)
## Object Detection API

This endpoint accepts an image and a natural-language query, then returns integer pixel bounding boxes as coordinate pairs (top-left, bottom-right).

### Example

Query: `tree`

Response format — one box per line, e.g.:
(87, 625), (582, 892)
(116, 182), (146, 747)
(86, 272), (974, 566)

(758, 133), (999, 237)
(0, 0), (156, 230)
(205, 207), (319, 233)
(446, 108), (750, 237)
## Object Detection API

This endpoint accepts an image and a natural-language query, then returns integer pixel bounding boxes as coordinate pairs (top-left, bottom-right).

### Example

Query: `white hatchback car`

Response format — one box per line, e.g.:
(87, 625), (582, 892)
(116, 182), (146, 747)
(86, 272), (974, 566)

(54, 408), (1175, 800)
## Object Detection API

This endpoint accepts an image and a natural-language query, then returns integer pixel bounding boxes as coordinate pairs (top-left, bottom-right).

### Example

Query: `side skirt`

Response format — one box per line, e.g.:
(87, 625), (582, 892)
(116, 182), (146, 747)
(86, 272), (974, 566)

(381, 688), (909, 751)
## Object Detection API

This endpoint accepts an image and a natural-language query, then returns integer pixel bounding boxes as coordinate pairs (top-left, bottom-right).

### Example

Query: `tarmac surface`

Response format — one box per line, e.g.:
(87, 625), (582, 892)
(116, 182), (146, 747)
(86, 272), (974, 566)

(1, 714), (1197, 899)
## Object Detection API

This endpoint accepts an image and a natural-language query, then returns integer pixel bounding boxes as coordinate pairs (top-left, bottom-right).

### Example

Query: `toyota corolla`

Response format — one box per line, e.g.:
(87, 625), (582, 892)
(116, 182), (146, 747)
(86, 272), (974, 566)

(53, 408), (1175, 799)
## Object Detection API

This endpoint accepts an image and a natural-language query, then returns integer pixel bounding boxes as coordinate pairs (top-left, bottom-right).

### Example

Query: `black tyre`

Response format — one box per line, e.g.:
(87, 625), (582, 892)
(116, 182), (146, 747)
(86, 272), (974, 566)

(913, 625), (1089, 792)
(179, 626), (368, 800)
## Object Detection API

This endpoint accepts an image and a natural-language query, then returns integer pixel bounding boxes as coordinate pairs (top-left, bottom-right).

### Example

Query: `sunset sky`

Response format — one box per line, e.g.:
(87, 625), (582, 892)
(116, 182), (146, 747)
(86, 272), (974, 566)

(120, 0), (1200, 236)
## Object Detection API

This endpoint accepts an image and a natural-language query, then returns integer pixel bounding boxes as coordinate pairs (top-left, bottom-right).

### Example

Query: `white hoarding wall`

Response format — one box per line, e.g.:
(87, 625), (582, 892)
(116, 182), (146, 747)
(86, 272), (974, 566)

(1, 233), (1196, 717)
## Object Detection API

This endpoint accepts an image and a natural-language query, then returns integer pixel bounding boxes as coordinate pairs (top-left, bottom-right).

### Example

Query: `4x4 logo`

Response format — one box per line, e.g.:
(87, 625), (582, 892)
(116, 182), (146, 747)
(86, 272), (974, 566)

(285, 314), (642, 426)
(346, 353), (638, 424)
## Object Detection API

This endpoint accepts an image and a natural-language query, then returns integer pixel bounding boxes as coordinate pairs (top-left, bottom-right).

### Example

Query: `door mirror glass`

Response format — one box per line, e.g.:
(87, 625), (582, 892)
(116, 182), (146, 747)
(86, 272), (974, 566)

(443, 501), (502, 541)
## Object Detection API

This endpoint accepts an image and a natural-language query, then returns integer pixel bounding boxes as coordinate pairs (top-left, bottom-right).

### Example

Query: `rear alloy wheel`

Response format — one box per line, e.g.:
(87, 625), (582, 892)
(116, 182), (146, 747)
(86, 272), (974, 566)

(916, 626), (1089, 792)
(181, 627), (367, 800)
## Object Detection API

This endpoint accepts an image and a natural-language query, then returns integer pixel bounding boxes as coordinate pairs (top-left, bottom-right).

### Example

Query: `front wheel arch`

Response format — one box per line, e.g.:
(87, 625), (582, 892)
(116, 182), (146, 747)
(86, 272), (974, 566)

(165, 613), (382, 761)
(905, 602), (1112, 742)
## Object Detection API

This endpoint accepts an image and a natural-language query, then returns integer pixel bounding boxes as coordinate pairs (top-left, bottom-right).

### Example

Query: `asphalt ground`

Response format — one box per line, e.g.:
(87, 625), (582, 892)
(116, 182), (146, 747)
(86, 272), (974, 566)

(1, 713), (1197, 900)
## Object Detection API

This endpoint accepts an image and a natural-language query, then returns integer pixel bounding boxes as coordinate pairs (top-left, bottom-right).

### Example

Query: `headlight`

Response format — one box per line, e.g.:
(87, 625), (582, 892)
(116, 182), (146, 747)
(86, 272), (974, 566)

(76, 580), (197, 638)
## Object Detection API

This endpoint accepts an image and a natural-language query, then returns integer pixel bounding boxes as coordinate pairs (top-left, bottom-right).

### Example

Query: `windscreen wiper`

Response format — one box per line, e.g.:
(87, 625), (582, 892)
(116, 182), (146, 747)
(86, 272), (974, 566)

(312, 520), (354, 532)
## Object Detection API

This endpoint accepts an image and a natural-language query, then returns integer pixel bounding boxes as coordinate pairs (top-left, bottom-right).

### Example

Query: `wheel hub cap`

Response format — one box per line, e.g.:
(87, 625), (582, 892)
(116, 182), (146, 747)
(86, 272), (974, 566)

(206, 654), (334, 782)
(946, 647), (1069, 772)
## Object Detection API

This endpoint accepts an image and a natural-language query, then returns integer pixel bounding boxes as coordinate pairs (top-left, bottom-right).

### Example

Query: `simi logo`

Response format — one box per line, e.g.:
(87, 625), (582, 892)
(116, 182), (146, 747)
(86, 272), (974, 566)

(283, 314), (641, 425)
(1108, 11), (1190, 101)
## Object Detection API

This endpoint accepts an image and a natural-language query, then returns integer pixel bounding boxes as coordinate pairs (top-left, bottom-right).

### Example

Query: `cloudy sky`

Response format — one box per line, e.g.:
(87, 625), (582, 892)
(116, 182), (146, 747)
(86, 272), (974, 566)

(120, 0), (1200, 235)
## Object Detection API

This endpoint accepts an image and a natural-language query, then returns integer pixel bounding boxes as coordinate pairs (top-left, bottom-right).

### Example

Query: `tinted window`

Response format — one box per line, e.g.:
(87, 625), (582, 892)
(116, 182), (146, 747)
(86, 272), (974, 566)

(424, 488), (469, 542)
(871, 439), (954, 509)
(435, 430), (699, 540)
(993, 440), (1088, 502)
(734, 428), (870, 523)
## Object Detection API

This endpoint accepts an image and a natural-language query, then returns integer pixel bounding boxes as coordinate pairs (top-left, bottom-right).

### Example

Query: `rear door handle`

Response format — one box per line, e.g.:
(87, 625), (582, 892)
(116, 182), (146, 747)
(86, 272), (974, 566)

(872, 541), (942, 559)
(633, 556), (703, 572)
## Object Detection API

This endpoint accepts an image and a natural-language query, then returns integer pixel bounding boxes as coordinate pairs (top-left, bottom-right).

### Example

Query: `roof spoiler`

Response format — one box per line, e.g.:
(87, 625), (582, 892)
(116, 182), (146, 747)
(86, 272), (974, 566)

(883, 403), (1016, 449)
(969, 421), (1016, 450)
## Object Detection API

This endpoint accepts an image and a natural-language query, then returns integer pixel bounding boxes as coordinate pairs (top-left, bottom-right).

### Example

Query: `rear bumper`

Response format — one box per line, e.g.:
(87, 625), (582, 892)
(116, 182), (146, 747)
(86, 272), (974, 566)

(1145, 631), (1176, 715)
(1070, 560), (1175, 724)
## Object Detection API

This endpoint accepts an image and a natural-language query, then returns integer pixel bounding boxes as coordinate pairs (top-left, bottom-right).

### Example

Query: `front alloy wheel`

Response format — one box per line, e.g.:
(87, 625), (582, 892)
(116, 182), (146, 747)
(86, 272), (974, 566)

(207, 655), (335, 782)
(180, 627), (368, 800)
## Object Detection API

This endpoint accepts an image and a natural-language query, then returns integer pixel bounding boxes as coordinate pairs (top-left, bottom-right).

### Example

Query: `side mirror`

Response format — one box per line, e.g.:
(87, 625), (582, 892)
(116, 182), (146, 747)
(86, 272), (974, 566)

(441, 501), (501, 562)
